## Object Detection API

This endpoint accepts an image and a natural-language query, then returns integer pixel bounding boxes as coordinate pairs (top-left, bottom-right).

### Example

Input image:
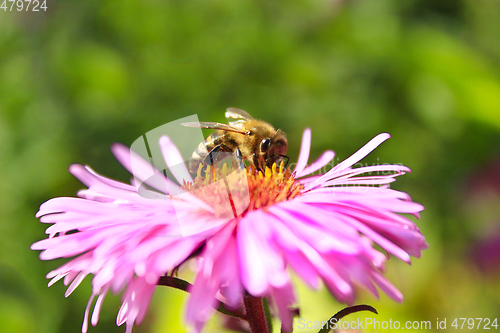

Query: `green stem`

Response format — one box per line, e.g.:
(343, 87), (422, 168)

(262, 297), (274, 332)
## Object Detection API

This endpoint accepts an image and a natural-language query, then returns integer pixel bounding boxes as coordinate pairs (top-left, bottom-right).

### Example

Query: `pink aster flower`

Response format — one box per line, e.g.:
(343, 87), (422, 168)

(32, 129), (427, 333)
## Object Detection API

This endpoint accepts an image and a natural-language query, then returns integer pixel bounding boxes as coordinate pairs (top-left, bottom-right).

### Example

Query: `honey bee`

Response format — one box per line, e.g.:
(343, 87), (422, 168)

(182, 108), (288, 174)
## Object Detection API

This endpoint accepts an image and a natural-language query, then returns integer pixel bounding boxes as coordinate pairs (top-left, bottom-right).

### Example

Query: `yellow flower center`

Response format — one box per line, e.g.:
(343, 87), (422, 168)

(182, 162), (304, 218)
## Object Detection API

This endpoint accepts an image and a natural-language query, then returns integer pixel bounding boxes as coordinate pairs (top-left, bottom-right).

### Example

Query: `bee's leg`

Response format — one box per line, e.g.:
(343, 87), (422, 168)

(252, 153), (263, 173)
(235, 148), (245, 170)
(205, 145), (221, 166)
(279, 154), (290, 168)
(201, 144), (235, 177)
(200, 145), (222, 177)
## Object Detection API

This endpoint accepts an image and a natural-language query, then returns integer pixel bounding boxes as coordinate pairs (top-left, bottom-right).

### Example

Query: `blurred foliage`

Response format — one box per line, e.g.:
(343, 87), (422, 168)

(1, 0), (500, 332)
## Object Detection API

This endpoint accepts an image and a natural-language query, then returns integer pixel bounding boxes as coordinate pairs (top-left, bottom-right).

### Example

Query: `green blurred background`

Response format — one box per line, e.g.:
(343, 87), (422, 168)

(1, 0), (500, 332)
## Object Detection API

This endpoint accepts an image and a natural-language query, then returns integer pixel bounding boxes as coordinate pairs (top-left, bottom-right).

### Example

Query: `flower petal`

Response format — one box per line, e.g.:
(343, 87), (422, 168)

(296, 150), (335, 178)
(111, 143), (172, 194)
(159, 135), (193, 184)
(308, 133), (391, 189)
(238, 210), (289, 295)
(293, 128), (311, 175)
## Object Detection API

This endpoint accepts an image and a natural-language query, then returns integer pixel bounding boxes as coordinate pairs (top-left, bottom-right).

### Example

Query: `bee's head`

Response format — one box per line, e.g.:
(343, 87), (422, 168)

(260, 130), (288, 167)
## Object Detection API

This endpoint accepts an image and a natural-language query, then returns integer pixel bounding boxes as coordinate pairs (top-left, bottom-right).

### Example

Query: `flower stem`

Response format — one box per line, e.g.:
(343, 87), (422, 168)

(157, 276), (246, 319)
(244, 294), (269, 333)
(262, 297), (274, 332)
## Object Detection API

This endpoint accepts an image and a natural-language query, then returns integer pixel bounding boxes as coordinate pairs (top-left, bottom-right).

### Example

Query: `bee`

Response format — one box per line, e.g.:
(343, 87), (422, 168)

(182, 108), (288, 174)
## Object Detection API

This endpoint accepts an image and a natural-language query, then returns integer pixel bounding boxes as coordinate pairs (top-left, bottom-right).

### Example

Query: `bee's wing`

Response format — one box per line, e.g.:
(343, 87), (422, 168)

(225, 108), (253, 125)
(181, 122), (251, 135)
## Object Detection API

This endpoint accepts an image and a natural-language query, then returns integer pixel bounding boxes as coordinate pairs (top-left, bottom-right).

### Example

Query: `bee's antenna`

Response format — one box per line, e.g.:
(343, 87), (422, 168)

(279, 155), (290, 168)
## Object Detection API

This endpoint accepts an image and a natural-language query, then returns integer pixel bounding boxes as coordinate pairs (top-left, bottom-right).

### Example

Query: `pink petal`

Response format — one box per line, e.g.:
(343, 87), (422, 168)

(186, 225), (241, 329)
(91, 291), (107, 326)
(308, 133), (391, 189)
(293, 128), (311, 175)
(159, 135), (193, 184)
(82, 294), (95, 333)
(330, 209), (412, 263)
(370, 271), (403, 302)
(271, 284), (296, 333)
(238, 211), (289, 295)
(333, 164), (411, 179)
(84, 165), (137, 191)
(69, 164), (167, 205)
(268, 205), (362, 254)
(65, 272), (88, 297)
(296, 150), (335, 178)
(111, 143), (172, 194)
(282, 250), (320, 288)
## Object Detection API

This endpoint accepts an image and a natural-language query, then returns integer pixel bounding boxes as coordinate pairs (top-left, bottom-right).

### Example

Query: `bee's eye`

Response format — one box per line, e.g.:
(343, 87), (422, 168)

(261, 138), (271, 153)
